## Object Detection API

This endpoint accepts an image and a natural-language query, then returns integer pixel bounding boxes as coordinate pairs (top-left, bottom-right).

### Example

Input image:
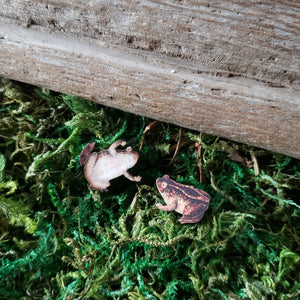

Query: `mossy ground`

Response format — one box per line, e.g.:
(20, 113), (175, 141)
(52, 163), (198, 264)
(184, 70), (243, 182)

(0, 78), (299, 299)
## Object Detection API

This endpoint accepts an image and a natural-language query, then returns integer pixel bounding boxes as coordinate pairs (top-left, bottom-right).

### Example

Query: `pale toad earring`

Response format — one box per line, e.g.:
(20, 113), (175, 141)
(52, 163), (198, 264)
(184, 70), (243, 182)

(80, 140), (141, 191)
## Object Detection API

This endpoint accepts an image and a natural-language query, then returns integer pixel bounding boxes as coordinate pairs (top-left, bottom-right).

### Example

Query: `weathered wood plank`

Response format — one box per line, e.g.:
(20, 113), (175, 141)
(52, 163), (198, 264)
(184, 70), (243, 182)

(0, 0), (300, 158)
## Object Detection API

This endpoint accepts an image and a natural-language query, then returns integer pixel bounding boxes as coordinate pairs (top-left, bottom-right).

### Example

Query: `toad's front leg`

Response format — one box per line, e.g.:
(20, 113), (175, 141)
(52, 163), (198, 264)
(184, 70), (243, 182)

(156, 198), (177, 212)
(109, 140), (126, 156)
(123, 171), (141, 182)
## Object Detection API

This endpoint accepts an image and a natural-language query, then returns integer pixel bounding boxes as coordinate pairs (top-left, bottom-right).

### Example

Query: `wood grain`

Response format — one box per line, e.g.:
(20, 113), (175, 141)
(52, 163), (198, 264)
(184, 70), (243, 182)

(0, 0), (299, 158)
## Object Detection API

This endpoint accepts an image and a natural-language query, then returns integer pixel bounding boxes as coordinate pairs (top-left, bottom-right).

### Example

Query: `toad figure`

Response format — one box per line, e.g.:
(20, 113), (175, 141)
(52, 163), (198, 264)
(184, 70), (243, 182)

(156, 175), (210, 224)
(80, 140), (141, 190)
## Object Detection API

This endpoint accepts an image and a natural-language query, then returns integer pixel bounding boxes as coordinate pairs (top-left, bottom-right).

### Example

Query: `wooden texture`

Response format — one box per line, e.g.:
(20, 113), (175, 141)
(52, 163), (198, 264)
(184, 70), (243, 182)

(0, 0), (300, 158)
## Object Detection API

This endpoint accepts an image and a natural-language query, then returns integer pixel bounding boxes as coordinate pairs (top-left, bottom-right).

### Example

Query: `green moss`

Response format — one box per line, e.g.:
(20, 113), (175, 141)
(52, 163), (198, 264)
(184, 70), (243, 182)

(0, 78), (299, 299)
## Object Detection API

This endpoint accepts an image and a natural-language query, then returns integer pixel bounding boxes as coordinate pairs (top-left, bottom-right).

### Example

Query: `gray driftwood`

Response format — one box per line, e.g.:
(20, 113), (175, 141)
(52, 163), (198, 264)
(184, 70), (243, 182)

(0, 0), (299, 158)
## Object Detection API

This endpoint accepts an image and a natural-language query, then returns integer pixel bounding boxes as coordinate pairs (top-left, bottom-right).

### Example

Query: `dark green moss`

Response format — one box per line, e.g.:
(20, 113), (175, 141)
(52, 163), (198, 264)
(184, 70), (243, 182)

(0, 78), (299, 299)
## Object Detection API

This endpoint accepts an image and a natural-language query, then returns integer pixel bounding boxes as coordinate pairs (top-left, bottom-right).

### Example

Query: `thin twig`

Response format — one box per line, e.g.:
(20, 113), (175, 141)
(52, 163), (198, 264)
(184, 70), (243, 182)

(196, 132), (203, 184)
(168, 127), (183, 165)
(139, 120), (159, 150)
(250, 151), (260, 176)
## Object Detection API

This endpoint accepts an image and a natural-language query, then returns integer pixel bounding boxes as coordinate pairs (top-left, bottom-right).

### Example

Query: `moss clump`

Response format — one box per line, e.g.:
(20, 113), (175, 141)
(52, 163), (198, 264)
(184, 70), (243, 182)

(0, 78), (299, 299)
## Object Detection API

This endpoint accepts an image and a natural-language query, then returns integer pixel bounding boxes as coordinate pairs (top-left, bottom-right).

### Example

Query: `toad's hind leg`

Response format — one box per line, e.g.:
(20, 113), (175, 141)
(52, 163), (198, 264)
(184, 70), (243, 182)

(90, 181), (110, 191)
(109, 140), (126, 156)
(123, 171), (141, 182)
(80, 142), (96, 165)
(180, 203), (207, 224)
(179, 213), (203, 224)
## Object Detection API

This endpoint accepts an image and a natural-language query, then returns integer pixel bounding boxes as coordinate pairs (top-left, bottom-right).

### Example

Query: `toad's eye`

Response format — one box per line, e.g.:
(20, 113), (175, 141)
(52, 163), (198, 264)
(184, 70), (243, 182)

(161, 181), (168, 188)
